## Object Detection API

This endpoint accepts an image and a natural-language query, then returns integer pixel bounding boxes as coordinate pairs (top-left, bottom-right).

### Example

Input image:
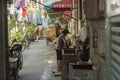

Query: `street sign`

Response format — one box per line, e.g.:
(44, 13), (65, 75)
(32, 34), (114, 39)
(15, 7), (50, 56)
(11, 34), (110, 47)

(52, 0), (72, 12)
(63, 10), (72, 20)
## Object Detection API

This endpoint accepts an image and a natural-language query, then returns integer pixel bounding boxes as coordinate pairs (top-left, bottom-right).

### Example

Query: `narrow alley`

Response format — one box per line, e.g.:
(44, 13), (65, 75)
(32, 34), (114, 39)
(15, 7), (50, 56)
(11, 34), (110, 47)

(1, 0), (120, 80)
(19, 40), (58, 80)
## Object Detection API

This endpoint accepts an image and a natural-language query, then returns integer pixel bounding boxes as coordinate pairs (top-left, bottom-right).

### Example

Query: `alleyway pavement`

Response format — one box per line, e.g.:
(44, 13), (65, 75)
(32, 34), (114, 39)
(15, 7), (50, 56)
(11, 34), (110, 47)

(19, 40), (61, 80)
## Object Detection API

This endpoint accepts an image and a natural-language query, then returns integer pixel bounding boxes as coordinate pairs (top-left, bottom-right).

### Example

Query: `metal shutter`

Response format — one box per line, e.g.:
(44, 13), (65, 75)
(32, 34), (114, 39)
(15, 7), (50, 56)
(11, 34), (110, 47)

(110, 22), (120, 80)
(107, 16), (120, 80)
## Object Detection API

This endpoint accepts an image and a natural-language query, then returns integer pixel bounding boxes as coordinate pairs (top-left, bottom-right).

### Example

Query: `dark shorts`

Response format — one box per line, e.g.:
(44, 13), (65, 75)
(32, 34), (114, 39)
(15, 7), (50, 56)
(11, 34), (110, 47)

(56, 50), (62, 60)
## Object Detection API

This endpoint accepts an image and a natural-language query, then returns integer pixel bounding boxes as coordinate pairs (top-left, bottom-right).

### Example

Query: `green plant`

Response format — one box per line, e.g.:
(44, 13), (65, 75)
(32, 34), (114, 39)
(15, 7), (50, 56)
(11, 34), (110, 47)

(8, 19), (16, 45)
(12, 31), (24, 42)
(8, 19), (38, 45)
(40, 27), (44, 35)
(8, 19), (16, 31)
(25, 23), (36, 41)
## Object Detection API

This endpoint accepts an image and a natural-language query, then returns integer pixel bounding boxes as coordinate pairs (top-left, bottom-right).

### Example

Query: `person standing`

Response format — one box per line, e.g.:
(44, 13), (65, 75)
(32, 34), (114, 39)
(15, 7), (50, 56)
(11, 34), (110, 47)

(54, 29), (70, 75)
(35, 27), (39, 41)
(56, 23), (61, 37)
(79, 24), (90, 62)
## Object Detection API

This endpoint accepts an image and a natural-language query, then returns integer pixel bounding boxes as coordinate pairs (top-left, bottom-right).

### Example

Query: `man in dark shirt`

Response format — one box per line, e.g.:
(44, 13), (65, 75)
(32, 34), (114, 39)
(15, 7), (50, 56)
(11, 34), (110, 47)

(54, 29), (70, 75)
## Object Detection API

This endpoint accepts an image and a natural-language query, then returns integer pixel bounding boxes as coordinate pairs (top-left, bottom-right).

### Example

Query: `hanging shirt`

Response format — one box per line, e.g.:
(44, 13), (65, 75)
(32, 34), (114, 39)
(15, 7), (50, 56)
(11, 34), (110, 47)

(16, 7), (22, 20)
(14, 0), (20, 8)
(20, 0), (25, 7)
(79, 26), (87, 42)
(35, 10), (40, 19)
(22, 6), (27, 18)
(35, 10), (41, 25)
(30, 13), (33, 23)
(10, 5), (15, 15)
(27, 13), (31, 22)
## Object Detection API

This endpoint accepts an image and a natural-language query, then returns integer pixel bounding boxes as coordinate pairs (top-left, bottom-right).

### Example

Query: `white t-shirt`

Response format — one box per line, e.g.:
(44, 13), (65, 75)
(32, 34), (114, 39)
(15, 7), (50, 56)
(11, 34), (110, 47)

(79, 26), (87, 42)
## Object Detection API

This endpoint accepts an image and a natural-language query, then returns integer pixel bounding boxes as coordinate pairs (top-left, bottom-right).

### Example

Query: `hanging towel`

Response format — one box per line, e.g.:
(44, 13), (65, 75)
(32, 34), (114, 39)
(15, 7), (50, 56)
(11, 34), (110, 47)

(14, 0), (20, 8)
(22, 6), (27, 18)
(20, 0), (25, 7)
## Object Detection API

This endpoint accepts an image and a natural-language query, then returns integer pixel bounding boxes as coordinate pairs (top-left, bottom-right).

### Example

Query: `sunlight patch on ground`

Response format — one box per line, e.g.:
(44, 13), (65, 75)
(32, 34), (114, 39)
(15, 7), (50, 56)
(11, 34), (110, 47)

(48, 60), (53, 63)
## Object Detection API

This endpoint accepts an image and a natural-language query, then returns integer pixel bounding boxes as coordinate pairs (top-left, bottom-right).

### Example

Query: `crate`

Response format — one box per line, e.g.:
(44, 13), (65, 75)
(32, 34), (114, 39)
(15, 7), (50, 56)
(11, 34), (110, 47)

(69, 63), (96, 80)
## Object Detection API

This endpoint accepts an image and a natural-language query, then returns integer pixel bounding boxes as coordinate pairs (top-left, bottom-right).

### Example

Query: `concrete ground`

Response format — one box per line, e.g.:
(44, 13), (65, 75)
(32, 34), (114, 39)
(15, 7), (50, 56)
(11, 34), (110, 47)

(19, 40), (61, 80)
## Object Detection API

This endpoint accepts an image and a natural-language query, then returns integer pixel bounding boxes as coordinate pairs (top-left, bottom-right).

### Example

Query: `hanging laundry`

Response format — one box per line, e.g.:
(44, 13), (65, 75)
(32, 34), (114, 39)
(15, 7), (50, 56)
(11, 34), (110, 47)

(16, 7), (22, 21)
(14, 0), (20, 8)
(27, 13), (31, 22)
(35, 10), (40, 24)
(10, 5), (15, 15)
(22, 6), (27, 18)
(20, 0), (25, 7)
(35, 10), (40, 18)
(42, 18), (48, 27)
(35, 10), (42, 25)
(33, 11), (37, 25)
(38, 19), (42, 25)
(30, 13), (34, 24)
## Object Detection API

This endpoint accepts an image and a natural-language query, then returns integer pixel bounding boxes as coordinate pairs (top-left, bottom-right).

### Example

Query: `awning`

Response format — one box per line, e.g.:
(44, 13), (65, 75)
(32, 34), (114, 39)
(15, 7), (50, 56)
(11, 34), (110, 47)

(45, 5), (52, 10)
(52, 0), (72, 12)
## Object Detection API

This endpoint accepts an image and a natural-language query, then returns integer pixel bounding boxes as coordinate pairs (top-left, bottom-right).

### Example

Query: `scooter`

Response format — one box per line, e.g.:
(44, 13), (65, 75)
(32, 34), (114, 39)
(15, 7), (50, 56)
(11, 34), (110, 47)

(9, 43), (23, 79)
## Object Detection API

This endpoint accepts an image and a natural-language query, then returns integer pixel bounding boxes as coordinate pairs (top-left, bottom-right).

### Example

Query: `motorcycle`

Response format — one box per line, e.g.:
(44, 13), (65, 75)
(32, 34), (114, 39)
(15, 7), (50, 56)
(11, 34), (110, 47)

(9, 42), (23, 79)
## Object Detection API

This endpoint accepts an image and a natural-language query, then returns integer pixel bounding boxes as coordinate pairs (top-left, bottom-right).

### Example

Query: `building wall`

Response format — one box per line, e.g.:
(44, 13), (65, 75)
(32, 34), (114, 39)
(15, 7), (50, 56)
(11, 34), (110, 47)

(72, 0), (78, 35)
(69, 0), (85, 35)
(89, 20), (106, 80)
(70, 0), (106, 79)
(96, 55), (106, 80)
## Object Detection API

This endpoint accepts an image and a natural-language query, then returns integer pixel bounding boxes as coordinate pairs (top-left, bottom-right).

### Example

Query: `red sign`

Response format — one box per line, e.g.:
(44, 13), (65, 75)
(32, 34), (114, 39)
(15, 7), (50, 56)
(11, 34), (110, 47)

(52, 0), (72, 12)
(63, 10), (72, 20)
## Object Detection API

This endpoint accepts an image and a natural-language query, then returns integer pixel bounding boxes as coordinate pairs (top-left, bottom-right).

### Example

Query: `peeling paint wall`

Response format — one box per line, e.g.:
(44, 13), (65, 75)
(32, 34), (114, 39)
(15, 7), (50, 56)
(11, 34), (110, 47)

(89, 20), (106, 80)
